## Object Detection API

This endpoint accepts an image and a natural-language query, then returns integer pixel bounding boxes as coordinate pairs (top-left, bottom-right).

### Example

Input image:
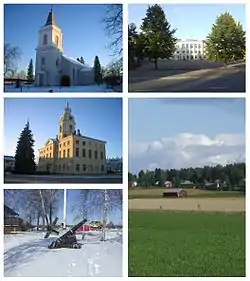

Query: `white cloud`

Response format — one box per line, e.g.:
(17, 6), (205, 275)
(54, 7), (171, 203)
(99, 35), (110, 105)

(129, 133), (245, 173)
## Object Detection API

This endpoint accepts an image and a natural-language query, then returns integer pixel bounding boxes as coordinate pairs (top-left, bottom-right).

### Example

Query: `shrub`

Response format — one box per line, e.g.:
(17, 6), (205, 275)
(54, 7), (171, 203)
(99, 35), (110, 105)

(60, 74), (70, 86)
(103, 75), (122, 86)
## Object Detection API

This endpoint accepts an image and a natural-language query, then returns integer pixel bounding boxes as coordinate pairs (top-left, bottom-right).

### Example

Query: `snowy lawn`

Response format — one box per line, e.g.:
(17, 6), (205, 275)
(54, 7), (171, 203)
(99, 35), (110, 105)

(4, 230), (122, 277)
(4, 84), (115, 92)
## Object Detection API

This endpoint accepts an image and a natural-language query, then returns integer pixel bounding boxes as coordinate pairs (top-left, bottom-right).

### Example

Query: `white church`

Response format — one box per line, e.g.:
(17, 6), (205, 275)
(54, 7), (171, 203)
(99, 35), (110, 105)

(35, 9), (94, 87)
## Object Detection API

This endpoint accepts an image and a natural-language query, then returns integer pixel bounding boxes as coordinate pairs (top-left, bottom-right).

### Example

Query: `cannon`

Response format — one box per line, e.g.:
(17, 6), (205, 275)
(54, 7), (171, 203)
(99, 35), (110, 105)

(44, 217), (59, 239)
(48, 218), (87, 249)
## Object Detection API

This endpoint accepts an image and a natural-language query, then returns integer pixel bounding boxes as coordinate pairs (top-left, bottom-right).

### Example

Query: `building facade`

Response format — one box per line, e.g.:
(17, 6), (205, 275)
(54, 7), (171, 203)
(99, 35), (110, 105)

(4, 155), (15, 171)
(172, 39), (207, 60)
(35, 9), (94, 87)
(37, 103), (106, 174)
(106, 157), (123, 173)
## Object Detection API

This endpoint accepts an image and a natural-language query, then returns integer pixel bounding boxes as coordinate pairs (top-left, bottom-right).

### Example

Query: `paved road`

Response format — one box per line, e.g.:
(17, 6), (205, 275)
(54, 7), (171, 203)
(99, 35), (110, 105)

(4, 174), (123, 184)
(129, 65), (245, 92)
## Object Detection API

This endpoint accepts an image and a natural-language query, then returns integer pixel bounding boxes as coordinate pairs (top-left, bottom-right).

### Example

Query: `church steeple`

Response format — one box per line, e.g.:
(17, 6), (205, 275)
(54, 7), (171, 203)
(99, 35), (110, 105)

(58, 103), (76, 140)
(44, 8), (56, 26)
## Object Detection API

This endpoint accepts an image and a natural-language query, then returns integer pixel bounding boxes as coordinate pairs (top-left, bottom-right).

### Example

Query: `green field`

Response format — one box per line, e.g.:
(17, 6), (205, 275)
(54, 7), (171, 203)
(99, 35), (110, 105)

(129, 211), (245, 276)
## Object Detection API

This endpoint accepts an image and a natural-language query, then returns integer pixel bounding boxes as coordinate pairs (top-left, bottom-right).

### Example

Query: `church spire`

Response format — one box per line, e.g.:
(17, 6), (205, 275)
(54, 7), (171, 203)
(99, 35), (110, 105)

(45, 7), (56, 26)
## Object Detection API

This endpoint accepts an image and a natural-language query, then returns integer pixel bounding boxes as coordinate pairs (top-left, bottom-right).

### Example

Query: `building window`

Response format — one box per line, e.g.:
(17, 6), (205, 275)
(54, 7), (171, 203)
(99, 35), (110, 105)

(76, 164), (80, 172)
(190, 44), (193, 48)
(55, 35), (59, 47)
(67, 149), (70, 157)
(101, 151), (104, 160)
(83, 165), (86, 172)
(43, 34), (47, 45)
(69, 125), (73, 132)
(63, 142), (66, 146)
(95, 150), (98, 159)
(190, 51), (193, 54)
(82, 141), (86, 145)
(186, 44), (188, 48)
(194, 44), (197, 48)
(101, 165), (104, 172)
(88, 150), (92, 159)
(182, 50), (185, 53)
(198, 44), (201, 49)
(41, 57), (45, 70)
(67, 141), (70, 145)
(76, 140), (79, 144)
(182, 44), (185, 48)
(63, 150), (66, 158)
(63, 164), (65, 171)
(59, 165), (61, 171)
(76, 148), (79, 157)
(82, 149), (86, 158)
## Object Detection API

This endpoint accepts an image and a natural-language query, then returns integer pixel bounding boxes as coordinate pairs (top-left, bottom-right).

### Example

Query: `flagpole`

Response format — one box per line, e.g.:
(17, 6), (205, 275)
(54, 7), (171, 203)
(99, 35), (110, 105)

(63, 189), (67, 229)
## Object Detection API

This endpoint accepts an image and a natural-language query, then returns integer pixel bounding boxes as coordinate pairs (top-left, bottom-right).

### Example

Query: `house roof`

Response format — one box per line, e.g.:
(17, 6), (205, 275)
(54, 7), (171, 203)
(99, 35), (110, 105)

(62, 55), (93, 71)
(4, 205), (19, 216)
(45, 9), (56, 26)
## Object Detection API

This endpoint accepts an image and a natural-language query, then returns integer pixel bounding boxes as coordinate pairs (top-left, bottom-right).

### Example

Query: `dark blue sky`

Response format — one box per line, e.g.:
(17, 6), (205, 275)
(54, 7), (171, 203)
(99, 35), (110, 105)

(4, 4), (122, 71)
(4, 98), (122, 158)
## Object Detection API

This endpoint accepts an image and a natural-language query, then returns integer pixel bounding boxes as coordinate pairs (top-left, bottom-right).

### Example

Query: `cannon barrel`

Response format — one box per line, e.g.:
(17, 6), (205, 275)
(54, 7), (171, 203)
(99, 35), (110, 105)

(58, 218), (87, 240)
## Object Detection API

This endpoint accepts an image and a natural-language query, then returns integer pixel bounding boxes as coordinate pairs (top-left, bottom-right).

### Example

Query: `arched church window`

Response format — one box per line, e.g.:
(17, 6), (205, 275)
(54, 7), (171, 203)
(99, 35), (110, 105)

(43, 34), (48, 45)
(55, 36), (59, 47)
(41, 57), (45, 70)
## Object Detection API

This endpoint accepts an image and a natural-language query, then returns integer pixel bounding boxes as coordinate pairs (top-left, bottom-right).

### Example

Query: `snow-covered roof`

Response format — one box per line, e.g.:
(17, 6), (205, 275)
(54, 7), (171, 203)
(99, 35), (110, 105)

(62, 55), (84, 67)
(62, 55), (93, 71)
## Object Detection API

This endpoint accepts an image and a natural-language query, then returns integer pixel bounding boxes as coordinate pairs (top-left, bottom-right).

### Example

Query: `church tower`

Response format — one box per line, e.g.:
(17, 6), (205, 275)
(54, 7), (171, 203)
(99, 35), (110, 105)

(58, 102), (76, 140)
(35, 8), (63, 86)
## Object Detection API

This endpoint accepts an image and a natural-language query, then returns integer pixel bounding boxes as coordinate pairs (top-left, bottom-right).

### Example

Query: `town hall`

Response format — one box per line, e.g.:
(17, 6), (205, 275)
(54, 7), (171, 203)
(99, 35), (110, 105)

(35, 9), (94, 86)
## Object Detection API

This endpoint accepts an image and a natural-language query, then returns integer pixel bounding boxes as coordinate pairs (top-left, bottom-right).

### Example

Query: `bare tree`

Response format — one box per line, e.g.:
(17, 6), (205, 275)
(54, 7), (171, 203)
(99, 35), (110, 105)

(103, 4), (123, 56)
(4, 43), (21, 77)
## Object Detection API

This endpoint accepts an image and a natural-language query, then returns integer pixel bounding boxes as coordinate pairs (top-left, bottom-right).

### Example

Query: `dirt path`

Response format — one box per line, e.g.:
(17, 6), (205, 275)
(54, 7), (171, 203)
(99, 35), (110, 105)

(129, 198), (245, 212)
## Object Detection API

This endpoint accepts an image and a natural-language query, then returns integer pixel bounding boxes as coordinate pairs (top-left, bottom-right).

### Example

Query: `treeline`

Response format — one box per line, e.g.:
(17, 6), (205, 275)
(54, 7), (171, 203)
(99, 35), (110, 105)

(129, 163), (245, 189)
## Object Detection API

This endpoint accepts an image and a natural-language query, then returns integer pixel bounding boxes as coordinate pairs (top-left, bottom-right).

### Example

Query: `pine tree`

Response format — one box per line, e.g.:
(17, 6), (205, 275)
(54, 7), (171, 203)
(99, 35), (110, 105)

(27, 59), (34, 84)
(205, 12), (246, 63)
(80, 56), (85, 64)
(141, 4), (177, 69)
(14, 121), (36, 174)
(93, 56), (102, 85)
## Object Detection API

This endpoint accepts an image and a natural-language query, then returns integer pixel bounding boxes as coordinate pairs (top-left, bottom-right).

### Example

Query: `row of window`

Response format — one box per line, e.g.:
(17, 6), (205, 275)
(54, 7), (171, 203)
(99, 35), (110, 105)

(40, 141), (104, 155)
(56, 164), (105, 172)
(179, 43), (202, 49)
(176, 50), (202, 54)
(40, 148), (104, 159)
(175, 55), (207, 60)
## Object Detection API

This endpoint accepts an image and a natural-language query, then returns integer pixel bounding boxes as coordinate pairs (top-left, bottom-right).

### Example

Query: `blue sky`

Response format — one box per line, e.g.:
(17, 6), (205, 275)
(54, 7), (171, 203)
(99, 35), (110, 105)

(128, 3), (246, 39)
(4, 4), (121, 71)
(129, 98), (245, 173)
(4, 98), (122, 158)
(4, 189), (122, 225)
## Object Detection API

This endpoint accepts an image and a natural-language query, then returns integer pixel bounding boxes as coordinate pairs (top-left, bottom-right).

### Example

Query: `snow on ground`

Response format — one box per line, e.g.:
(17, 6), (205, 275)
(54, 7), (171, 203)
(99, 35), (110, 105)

(4, 230), (122, 277)
(4, 84), (115, 92)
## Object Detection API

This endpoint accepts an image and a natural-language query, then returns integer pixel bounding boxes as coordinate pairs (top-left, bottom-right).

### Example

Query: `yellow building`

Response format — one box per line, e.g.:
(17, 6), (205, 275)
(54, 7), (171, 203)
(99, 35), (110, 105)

(38, 103), (106, 174)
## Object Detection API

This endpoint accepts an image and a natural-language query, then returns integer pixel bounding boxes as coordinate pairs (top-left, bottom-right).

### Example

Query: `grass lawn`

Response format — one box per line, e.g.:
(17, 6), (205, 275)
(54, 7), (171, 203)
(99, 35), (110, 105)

(129, 211), (245, 276)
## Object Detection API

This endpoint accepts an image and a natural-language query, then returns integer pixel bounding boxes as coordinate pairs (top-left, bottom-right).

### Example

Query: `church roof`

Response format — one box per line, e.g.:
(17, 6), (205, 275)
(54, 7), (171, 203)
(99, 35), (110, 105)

(62, 55), (93, 70)
(45, 9), (56, 26)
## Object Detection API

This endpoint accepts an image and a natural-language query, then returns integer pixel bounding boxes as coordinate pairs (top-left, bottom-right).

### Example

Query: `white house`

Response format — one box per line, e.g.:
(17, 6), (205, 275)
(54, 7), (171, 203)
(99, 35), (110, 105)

(172, 39), (207, 60)
(35, 9), (94, 87)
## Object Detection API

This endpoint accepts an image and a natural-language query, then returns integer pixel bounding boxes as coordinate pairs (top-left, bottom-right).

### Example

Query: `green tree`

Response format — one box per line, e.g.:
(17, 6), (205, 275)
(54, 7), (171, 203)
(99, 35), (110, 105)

(205, 12), (245, 63)
(93, 55), (102, 85)
(140, 4), (177, 69)
(26, 59), (34, 84)
(15, 121), (36, 174)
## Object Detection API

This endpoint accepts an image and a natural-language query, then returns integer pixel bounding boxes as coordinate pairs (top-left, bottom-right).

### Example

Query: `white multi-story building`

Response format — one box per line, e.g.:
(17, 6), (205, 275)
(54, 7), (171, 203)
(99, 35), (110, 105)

(172, 39), (207, 60)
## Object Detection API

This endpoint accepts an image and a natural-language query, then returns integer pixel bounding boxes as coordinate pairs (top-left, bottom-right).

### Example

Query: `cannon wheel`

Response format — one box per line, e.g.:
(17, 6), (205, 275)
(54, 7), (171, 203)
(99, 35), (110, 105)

(72, 243), (81, 249)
